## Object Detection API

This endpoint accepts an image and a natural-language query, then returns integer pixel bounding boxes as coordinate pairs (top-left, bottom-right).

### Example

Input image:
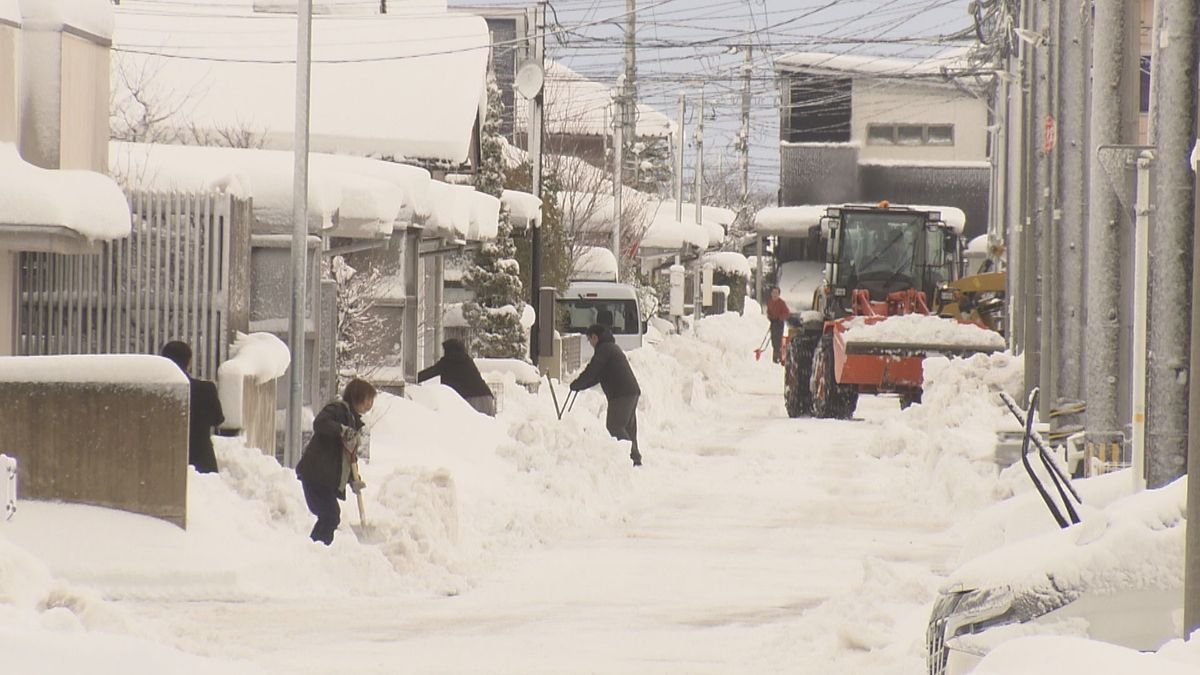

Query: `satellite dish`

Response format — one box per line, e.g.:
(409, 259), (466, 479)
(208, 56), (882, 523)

(515, 63), (545, 99)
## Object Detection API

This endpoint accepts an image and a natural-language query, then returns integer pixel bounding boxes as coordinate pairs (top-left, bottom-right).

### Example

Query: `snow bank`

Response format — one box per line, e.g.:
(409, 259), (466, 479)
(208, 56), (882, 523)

(1, 144), (130, 241)
(18, 0), (114, 39)
(974, 635), (1200, 675)
(477, 358), (540, 386)
(0, 354), (186, 387)
(216, 332), (290, 429)
(843, 314), (1006, 352)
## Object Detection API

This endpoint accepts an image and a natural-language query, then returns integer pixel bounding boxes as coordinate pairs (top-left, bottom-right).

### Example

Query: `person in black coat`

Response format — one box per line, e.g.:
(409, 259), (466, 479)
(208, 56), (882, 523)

(161, 341), (225, 474)
(418, 338), (496, 416)
(570, 324), (642, 466)
(295, 378), (376, 545)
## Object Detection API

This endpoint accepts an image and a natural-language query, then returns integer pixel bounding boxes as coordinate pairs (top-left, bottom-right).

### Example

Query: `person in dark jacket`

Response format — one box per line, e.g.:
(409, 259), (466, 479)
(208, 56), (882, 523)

(161, 341), (225, 474)
(570, 324), (642, 466)
(418, 338), (496, 416)
(295, 378), (376, 545)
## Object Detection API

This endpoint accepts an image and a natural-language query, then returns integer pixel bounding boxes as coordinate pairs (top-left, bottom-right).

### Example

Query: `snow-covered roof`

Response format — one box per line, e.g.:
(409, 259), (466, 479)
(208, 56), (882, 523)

(774, 49), (969, 80)
(572, 246), (618, 282)
(702, 251), (751, 278)
(111, 7), (489, 164)
(653, 200), (729, 246)
(17, 0), (114, 39)
(1, 143), (131, 241)
(467, 190), (500, 241)
(422, 181), (497, 241)
(639, 210), (709, 251)
(0, 354), (187, 385)
(518, 60), (674, 139)
(754, 204), (966, 236)
(112, 142), (406, 236)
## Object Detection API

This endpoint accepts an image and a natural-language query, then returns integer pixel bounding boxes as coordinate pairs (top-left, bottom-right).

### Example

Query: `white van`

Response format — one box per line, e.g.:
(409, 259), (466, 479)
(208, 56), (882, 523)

(557, 281), (644, 362)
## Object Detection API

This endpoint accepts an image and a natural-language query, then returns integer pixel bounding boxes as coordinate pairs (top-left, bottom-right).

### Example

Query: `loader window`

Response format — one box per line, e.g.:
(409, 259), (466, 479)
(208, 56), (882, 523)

(836, 212), (925, 299)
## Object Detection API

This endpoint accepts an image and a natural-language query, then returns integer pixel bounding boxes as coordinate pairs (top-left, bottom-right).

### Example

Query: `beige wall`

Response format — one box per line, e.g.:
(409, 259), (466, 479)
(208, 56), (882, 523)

(0, 250), (13, 356)
(0, 379), (190, 528)
(58, 32), (108, 172)
(0, 25), (17, 144)
(851, 79), (989, 163)
(19, 29), (109, 172)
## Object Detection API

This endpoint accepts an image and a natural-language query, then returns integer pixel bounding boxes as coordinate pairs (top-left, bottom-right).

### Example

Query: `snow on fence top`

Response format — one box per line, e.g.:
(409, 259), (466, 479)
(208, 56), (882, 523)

(467, 191), (500, 241)
(502, 189), (541, 229)
(17, 0), (114, 39)
(2, 143), (130, 241)
(0, 354), (187, 386)
(775, 48), (969, 79)
(843, 315), (1005, 352)
(427, 181), (470, 239)
(754, 204), (966, 236)
(573, 246), (618, 282)
(702, 251), (751, 278)
(111, 142), (410, 234)
(516, 60), (673, 139)
(477, 358), (541, 386)
(216, 332), (290, 429)
(112, 9), (489, 164)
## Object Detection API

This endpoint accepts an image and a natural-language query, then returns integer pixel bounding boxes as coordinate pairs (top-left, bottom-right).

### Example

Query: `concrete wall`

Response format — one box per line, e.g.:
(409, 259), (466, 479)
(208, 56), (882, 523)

(858, 163), (991, 240)
(852, 79), (989, 163)
(0, 23), (17, 144)
(779, 143), (861, 206)
(19, 27), (109, 172)
(0, 378), (189, 528)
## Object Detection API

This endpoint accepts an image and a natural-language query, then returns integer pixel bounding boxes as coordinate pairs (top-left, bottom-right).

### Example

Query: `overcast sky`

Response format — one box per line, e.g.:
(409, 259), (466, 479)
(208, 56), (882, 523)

(452, 0), (975, 194)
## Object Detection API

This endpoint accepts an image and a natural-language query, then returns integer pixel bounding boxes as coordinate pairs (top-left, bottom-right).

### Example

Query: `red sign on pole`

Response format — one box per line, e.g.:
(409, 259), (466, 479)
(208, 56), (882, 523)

(1043, 115), (1057, 154)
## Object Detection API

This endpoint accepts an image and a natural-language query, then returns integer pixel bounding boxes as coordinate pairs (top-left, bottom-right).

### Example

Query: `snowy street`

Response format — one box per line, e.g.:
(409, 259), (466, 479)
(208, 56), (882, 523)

(123, 383), (955, 674)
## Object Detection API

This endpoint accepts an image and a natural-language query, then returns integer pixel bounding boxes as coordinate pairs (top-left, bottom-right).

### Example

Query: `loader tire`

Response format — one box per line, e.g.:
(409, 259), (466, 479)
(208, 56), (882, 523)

(811, 335), (858, 420)
(784, 336), (814, 418)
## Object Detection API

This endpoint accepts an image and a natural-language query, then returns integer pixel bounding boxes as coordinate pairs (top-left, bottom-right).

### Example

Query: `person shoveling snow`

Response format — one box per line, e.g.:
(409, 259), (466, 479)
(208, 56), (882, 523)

(295, 378), (375, 545)
(570, 324), (643, 467)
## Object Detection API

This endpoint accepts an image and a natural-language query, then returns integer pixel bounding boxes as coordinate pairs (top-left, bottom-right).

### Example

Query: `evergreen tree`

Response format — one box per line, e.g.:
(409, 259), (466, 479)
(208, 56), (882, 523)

(463, 72), (527, 359)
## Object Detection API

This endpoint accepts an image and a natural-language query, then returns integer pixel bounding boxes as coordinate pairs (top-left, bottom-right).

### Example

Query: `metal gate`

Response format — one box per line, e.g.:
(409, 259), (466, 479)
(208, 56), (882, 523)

(17, 191), (251, 381)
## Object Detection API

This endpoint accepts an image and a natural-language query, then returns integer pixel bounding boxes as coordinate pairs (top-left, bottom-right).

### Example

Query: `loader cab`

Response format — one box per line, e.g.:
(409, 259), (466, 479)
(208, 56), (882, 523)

(822, 205), (960, 309)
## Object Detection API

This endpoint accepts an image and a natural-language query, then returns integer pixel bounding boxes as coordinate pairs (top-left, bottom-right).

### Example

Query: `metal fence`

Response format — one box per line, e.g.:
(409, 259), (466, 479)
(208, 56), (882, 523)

(17, 191), (251, 381)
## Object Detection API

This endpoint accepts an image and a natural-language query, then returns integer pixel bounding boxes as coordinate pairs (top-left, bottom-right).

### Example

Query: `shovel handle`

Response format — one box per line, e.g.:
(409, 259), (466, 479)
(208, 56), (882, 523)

(350, 462), (367, 528)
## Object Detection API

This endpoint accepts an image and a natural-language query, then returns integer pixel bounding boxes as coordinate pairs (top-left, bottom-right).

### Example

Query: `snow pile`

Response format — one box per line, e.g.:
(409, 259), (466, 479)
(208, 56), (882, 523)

(476, 358), (541, 386)
(216, 332), (290, 429)
(572, 246), (618, 282)
(1, 144), (131, 241)
(866, 352), (1023, 511)
(975, 635), (1200, 675)
(844, 314), (1006, 352)
(754, 205), (828, 235)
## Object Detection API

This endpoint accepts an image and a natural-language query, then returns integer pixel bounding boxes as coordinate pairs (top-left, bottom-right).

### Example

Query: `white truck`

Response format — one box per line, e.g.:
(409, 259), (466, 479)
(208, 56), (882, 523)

(557, 281), (644, 362)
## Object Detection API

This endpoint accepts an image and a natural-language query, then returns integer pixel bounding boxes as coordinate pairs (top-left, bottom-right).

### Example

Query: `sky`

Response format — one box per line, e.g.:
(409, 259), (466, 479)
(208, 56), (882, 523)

(451, 0), (977, 194)
(3, 304), (1199, 673)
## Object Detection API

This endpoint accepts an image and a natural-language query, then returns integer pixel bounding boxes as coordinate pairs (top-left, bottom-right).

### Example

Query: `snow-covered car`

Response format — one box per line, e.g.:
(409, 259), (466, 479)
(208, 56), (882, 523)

(926, 477), (1184, 675)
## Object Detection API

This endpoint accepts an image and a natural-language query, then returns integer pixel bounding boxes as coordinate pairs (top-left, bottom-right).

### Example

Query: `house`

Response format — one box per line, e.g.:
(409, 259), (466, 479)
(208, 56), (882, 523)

(775, 50), (991, 238)
(0, 0), (130, 357)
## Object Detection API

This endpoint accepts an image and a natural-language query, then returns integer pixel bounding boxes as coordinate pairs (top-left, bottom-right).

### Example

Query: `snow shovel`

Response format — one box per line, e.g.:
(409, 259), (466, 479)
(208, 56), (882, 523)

(545, 374), (579, 420)
(348, 460), (382, 542)
(752, 328), (771, 361)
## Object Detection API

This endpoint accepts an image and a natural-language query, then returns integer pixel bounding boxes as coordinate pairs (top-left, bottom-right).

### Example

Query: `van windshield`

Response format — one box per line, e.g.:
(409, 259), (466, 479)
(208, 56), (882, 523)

(557, 298), (640, 335)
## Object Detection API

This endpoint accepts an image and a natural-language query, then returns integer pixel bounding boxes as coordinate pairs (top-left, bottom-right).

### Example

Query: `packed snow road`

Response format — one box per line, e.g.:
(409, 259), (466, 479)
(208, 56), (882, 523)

(3, 311), (1016, 674)
(121, 371), (959, 674)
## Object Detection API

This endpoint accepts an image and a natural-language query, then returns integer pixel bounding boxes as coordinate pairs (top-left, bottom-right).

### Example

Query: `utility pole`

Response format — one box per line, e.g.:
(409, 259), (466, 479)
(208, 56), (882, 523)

(1085, 0), (1139, 485)
(675, 93), (685, 223)
(739, 44), (752, 235)
(285, 0), (313, 469)
(613, 83), (624, 277)
(1052, 0), (1087, 405)
(1146, 0), (1198, 488)
(1025, 0), (1051, 412)
(623, 0), (637, 183)
(694, 84), (704, 229)
(527, 0), (546, 361)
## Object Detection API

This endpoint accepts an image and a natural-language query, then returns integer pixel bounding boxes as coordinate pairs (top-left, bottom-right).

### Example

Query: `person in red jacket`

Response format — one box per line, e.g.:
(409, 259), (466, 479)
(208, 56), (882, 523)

(766, 286), (790, 364)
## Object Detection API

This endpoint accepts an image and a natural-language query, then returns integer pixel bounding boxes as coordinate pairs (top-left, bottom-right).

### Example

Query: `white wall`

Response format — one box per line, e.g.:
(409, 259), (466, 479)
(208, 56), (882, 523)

(0, 250), (15, 356)
(0, 24), (17, 144)
(851, 78), (988, 163)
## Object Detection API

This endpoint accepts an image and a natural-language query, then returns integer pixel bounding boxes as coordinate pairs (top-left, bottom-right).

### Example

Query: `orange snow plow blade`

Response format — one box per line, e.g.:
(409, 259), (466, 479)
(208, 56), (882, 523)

(832, 316), (1004, 390)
